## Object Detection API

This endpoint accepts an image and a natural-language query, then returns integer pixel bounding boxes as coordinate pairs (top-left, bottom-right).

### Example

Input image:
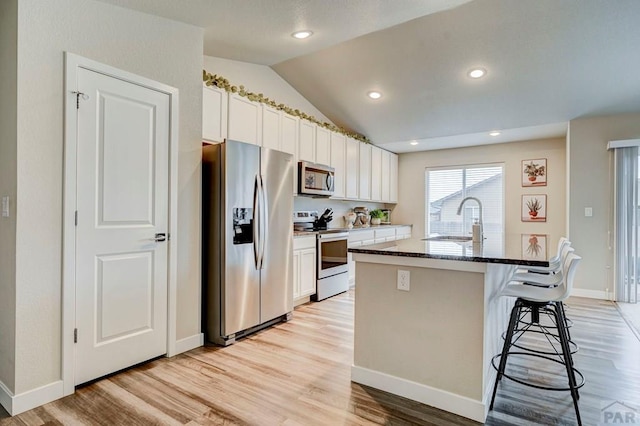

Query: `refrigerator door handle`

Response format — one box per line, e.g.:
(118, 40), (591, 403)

(259, 175), (268, 269)
(253, 174), (261, 269)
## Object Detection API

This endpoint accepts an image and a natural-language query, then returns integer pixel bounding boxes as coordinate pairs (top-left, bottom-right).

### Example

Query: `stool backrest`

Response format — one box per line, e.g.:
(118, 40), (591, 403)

(556, 253), (581, 301)
(550, 237), (572, 265)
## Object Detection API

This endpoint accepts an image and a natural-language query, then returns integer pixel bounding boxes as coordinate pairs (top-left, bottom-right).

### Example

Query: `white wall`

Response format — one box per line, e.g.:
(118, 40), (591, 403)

(0, 0), (18, 393)
(394, 137), (566, 248)
(568, 113), (640, 297)
(13, 0), (203, 395)
(204, 55), (332, 125)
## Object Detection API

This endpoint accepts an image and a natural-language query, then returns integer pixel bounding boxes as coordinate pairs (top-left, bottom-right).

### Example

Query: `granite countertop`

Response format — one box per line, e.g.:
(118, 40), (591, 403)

(348, 233), (551, 267)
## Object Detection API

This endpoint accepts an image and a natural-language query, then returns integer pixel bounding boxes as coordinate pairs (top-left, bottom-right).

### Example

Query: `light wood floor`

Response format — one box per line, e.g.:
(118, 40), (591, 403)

(1, 292), (639, 425)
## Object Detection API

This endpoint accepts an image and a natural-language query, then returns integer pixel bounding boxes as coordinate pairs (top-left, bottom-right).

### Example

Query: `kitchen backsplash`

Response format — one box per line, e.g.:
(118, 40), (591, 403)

(293, 197), (389, 229)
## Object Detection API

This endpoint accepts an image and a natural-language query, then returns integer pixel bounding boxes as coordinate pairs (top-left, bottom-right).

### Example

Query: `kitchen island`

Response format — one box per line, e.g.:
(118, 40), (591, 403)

(348, 235), (550, 422)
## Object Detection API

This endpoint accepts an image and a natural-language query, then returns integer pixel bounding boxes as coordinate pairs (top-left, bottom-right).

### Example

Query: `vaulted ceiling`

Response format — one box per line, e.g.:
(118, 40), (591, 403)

(96, 0), (640, 152)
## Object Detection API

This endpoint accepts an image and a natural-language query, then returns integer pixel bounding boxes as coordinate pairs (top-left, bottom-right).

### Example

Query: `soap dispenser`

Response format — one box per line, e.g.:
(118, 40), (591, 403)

(472, 219), (482, 243)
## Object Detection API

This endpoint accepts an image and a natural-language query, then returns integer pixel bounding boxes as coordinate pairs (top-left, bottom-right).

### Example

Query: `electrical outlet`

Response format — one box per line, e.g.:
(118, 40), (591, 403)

(397, 269), (410, 291)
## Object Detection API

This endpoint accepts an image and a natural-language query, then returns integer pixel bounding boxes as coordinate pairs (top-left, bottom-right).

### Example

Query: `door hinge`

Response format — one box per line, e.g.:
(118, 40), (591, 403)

(74, 211), (78, 226)
(74, 328), (78, 343)
(70, 91), (88, 109)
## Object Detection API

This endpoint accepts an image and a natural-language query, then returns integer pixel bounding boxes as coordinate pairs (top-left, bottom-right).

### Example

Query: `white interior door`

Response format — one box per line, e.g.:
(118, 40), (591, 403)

(74, 67), (170, 385)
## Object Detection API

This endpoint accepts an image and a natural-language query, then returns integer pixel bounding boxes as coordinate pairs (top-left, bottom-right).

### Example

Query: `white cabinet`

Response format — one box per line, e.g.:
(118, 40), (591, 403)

(261, 104), (280, 151)
(345, 137), (359, 199)
(228, 93), (262, 146)
(315, 126), (331, 166)
(298, 120), (316, 162)
(359, 143), (372, 200)
(330, 132), (346, 199)
(202, 86), (228, 143)
(396, 225), (412, 240)
(293, 236), (316, 301)
(390, 152), (398, 203)
(381, 150), (391, 202)
(370, 146), (382, 201)
(374, 227), (395, 243)
(281, 114), (299, 196)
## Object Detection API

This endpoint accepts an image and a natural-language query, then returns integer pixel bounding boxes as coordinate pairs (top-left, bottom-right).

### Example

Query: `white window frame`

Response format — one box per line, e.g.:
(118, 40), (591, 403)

(425, 163), (505, 238)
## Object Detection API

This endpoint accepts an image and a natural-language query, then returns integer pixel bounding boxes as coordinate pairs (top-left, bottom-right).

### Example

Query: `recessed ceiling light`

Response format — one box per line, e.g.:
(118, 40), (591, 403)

(489, 131), (501, 136)
(468, 68), (486, 79)
(292, 30), (313, 39)
(410, 141), (419, 146)
(367, 91), (382, 100)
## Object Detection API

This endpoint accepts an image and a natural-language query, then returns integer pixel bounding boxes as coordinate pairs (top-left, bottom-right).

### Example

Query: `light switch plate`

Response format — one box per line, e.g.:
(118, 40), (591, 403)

(585, 207), (593, 217)
(2, 196), (9, 217)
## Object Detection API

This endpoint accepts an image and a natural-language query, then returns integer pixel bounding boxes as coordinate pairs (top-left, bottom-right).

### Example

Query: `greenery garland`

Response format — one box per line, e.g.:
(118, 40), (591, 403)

(203, 70), (371, 144)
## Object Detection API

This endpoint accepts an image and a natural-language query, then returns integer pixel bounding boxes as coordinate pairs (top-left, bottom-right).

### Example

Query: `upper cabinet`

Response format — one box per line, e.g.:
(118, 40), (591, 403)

(261, 104), (280, 151)
(370, 146), (382, 201)
(345, 137), (359, 199)
(390, 152), (398, 203)
(381, 149), (391, 202)
(202, 86), (228, 143)
(330, 132), (346, 199)
(202, 85), (399, 203)
(315, 126), (331, 166)
(298, 120), (316, 162)
(228, 93), (262, 146)
(358, 143), (372, 200)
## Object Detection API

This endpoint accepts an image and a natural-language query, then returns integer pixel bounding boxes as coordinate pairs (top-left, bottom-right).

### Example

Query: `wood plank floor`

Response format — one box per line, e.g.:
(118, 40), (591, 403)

(1, 292), (639, 425)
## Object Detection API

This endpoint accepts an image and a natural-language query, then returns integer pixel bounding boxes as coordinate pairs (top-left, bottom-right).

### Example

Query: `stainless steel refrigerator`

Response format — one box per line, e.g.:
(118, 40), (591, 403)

(202, 140), (294, 346)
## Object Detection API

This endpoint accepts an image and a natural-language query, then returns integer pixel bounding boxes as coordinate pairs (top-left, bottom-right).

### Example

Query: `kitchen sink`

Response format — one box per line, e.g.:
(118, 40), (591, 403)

(423, 235), (473, 242)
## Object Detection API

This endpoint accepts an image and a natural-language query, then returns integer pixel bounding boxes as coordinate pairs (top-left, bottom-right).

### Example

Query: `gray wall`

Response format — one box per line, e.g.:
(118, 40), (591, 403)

(12, 0), (203, 395)
(0, 0), (18, 393)
(568, 113), (640, 296)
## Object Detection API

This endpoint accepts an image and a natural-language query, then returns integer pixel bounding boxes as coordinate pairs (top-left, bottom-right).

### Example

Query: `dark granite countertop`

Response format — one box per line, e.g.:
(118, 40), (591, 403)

(348, 233), (551, 267)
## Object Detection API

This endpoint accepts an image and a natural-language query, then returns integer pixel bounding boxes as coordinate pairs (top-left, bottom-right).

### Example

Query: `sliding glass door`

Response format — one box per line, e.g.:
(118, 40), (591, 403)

(613, 146), (639, 303)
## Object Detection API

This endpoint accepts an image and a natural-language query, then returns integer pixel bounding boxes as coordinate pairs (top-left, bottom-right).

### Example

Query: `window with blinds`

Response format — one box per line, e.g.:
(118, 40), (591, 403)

(425, 164), (504, 238)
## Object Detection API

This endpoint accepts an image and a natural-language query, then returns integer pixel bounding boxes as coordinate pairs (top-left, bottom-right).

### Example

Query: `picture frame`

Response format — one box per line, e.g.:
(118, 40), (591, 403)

(522, 158), (547, 187)
(522, 194), (547, 222)
(522, 234), (547, 260)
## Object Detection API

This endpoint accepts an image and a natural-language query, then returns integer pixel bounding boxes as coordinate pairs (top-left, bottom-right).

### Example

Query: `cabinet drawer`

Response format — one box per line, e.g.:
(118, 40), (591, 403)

(294, 235), (316, 250)
(374, 228), (395, 239)
(348, 229), (375, 243)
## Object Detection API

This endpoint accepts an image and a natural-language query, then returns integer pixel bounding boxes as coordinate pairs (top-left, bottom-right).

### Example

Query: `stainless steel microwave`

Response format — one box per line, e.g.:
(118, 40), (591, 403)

(298, 161), (334, 197)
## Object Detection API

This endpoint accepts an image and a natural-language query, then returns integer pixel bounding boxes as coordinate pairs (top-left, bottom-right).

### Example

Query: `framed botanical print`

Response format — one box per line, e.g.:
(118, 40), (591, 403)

(522, 194), (547, 222)
(522, 234), (547, 260)
(522, 158), (547, 187)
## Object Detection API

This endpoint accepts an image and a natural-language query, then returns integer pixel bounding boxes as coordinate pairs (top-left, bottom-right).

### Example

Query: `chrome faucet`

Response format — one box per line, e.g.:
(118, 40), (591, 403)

(456, 196), (483, 240)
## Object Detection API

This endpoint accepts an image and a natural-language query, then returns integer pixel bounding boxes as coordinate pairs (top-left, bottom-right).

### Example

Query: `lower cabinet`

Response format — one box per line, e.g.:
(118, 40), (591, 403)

(293, 236), (316, 302)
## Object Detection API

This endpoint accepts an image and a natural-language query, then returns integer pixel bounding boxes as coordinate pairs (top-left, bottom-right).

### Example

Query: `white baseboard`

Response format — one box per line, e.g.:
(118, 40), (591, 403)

(571, 288), (608, 300)
(351, 365), (486, 423)
(0, 379), (12, 415)
(0, 380), (64, 416)
(173, 333), (204, 355)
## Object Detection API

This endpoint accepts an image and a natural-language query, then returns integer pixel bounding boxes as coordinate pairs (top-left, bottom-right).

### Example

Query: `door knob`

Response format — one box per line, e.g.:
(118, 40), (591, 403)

(154, 233), (167, 242)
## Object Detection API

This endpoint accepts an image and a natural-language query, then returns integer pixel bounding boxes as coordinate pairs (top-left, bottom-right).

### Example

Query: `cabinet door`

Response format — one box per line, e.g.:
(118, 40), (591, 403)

(228, 93), (262, 146)
(330, 132), (346, 199)
(262, 105), (280, 151)
(281, 114), (299, 195)
(390, 153), (398, 203)
(370, 146), (382, 201)
(202, 86), (227, 143)
(315, 126), (331, 165)
(359, 143), (372, 200)
(345, 137), (359, 199)
(381, 150), (391, 202)
(299, 248), (317, 297)
(293, 249), (301, 299)
(298, 120), (316, 162)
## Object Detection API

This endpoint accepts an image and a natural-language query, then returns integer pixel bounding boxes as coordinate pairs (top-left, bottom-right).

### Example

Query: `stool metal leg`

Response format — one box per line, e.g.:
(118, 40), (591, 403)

(490, 299), (522, 410)
(552, 303), (582, 425)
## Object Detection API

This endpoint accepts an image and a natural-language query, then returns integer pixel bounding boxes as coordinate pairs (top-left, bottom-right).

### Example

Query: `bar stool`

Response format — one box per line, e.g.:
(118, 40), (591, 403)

(490, 253), (583, 425)
(511, 242), (576, 342)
